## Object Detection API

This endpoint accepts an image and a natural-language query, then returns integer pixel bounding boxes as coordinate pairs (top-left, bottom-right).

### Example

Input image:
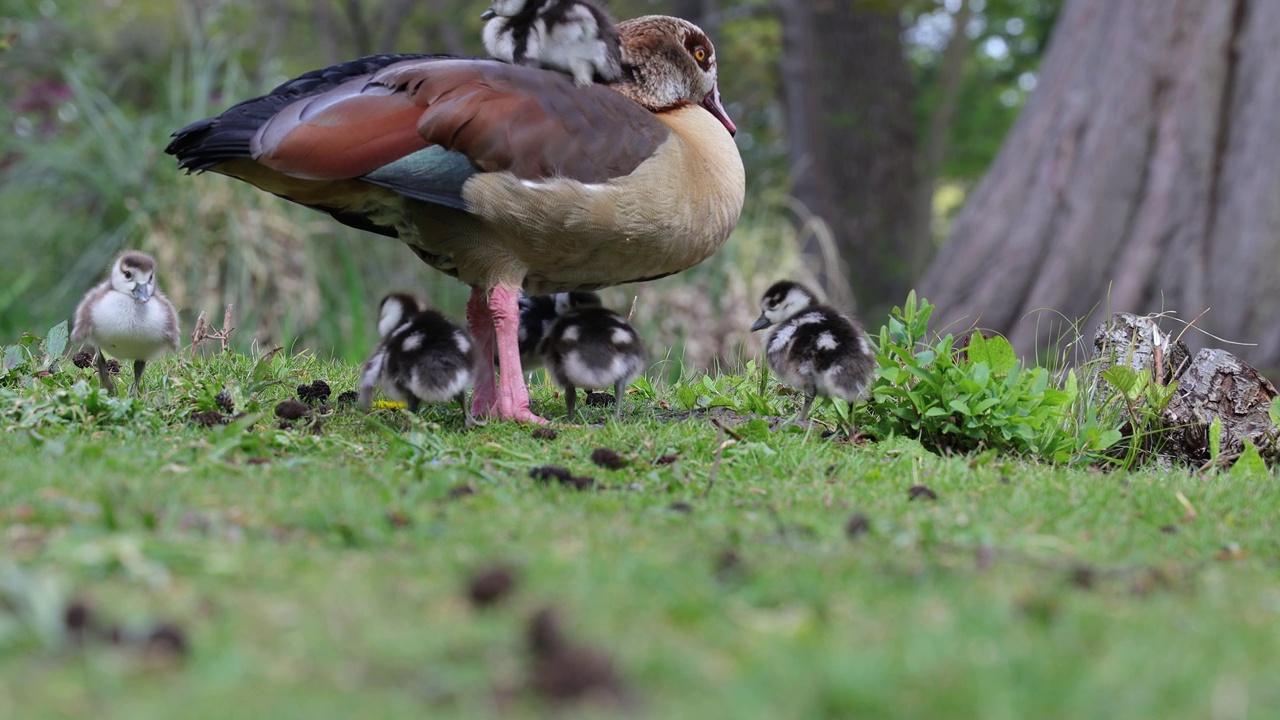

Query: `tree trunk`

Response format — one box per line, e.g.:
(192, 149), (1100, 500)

(777, 0), (920, 315)
(920, 0), (1280, 370)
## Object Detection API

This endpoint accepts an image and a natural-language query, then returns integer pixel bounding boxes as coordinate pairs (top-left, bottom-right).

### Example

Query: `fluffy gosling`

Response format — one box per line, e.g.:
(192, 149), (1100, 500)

(516, 291), (602, 369)
(537, 304), (644, 420)
(360, 293), (477, 424)
(750, 280), (875, 423)
(482, 0), (623, 86)
(71, 251), (180, 396)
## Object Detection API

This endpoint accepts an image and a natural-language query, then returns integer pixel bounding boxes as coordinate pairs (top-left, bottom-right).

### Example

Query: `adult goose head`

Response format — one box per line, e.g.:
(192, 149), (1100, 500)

(166, 15), (744, 423)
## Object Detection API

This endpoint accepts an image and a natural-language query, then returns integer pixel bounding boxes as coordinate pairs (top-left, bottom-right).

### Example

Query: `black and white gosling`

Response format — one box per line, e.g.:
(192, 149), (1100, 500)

(360, 293), (477, 424)
(516, 291), (602, 369)
(750, 280), (875, 423)
(537, 304), (644, 419)
(482, 0), (623, 86)
(71, 251), (180, 396)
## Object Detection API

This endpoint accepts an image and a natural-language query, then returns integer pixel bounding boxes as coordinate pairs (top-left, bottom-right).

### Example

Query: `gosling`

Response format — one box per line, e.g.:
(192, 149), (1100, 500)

(482, 0), (623, 86)
(71, 251), (180, 396)
(516, 291), (602, 369)
(537, 304), (645, 420)
(360, 293), (477, 425)
(750, 280), (875, 423)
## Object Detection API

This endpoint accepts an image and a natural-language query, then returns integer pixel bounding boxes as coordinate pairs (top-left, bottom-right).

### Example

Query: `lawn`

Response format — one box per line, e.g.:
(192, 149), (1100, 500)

(1, 347), (1278, 719)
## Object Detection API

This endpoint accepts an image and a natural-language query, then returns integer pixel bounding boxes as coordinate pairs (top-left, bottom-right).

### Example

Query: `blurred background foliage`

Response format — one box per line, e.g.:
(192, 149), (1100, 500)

(0, 0), (1060, 370)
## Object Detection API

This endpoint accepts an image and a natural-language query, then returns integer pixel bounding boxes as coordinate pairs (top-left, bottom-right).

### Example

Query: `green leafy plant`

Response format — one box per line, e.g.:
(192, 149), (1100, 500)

(858, 292), (1116, 463)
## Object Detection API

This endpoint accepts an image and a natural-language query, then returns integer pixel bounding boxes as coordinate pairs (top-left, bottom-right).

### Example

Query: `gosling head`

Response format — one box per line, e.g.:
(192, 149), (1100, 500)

(376, 293), (425, 339)
(482, 0), (534, 20)
(110, 252), (159, 303)
(751, 280), (820, 332)
(553, 291), (603, 315)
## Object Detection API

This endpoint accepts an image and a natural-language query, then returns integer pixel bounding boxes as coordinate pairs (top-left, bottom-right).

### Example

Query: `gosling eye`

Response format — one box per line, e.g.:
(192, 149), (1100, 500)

(123, 270), (133, 280)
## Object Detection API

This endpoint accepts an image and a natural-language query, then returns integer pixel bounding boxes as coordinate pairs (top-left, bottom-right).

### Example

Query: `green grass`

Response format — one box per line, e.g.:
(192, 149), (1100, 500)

(2, 351), (1279, 719)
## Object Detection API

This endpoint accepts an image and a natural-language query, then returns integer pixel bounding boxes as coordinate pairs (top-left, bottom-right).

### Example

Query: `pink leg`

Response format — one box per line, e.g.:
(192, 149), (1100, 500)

(466, 288), (498, 416)
(490, 286), (548, 424)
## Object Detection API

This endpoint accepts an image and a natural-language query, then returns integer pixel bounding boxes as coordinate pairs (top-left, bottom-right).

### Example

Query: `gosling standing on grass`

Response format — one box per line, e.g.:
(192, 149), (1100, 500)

(482, 0), (623, 86)
(537, 303), (645, 420)
(72, 251), (180, 396)
(750, 280), (875, 423)
(360, 293), (477, 424)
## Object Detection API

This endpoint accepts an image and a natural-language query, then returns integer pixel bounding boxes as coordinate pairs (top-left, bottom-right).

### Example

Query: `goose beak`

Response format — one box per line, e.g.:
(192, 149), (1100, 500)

(133, 283), (152, 302)
(750, 314), (770, 332)
(481, 8), (496, 20)
(701, 83), (736, 136)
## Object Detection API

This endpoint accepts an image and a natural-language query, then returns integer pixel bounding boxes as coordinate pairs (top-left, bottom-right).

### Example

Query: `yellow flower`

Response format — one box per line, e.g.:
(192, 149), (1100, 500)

(372, 400), (408, 411)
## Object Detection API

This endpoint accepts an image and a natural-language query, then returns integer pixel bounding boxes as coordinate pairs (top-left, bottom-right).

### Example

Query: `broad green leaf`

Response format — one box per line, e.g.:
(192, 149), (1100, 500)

(1270, 396), (1280, 428)
(43, 321), (69, 361)
(969, 361), (990, 386)
(967, 333), (1018, 374)
(1101, 366), (1139, 395)
(4, 344), (25, 372)
(948, 399), (972, 415)
(1230, 439), (1267, 478)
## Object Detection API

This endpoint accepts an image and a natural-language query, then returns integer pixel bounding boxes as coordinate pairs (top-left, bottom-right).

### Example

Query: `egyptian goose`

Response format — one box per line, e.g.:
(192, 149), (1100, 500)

(750, 280), (875, 423)
(482, 0), (622, 86)
(537, 304), (645, 419)
(516, 291), (602, 368)
(166, 15), (744, 424)
(359, 293), (476, 423)
(71, 251), (180, 396)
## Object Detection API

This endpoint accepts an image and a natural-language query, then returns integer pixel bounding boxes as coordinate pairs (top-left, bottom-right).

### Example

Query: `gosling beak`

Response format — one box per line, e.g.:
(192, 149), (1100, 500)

(750, 314), (771, 332)
(133, 283), (152, 302)
(481, 8), (496, 20)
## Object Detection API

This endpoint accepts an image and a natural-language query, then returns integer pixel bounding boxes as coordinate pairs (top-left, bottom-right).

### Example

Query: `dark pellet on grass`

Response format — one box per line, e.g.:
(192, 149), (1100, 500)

(215, 390), (235, 414)
(999, 476), (1012, 485)
(64, 601), (91, 642)
(246, 457), (270, 466)
(468, 566), (517, 608)
(336, 390), (359, 405)
(298, 379), (332, 404)
(532, 427), (558, 441)
(530, 465), (575, 484)
(590, 448), (625, 470)
(385, 510), (412, 528)
(845, 513), (871, 538)
(584, 392), (614, 407)
(72, 351), (94, 369)
(908, 485), (938, 501)
(714, 549), (742, 575)
(1070, 564), (1097, 590)
(104, 359), (121, 375)
(655, 454), (679, 465)
(668, 502), (693, 514)
(275, 400), (310, 420)
(1160, 525), (1178, 534)
(526, 609), (623, 704)
(145, 623), (187, 659)
(190, 410), (226, 428)
(448, 484), (476, 499)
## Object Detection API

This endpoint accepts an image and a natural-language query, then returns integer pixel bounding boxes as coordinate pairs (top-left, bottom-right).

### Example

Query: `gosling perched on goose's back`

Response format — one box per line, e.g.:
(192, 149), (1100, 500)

(537, 304), (644, 419)
(360, 293), (476, 424)
(750, 280), (875, 423)
(482, 0), (623, 86)
(516, 291), (602, 369)
(71, 251), (180, 396)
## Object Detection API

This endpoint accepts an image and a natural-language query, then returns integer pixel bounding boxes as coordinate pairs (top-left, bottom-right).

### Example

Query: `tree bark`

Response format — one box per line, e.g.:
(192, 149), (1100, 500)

(920, 0), (1280, 370)
(777, 0), (920, 315)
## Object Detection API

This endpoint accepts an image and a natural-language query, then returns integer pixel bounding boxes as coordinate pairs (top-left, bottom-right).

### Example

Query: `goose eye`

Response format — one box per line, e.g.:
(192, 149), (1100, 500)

(694, 48), (707, 62)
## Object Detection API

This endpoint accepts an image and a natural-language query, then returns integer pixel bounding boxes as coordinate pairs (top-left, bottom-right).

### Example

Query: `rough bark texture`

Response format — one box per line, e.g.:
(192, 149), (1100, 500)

(1092, 312), (1190, 392)
(920, 0), (1280, 371)
(1162, 349), (1278, 465)
(777, 0), (920, 315)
